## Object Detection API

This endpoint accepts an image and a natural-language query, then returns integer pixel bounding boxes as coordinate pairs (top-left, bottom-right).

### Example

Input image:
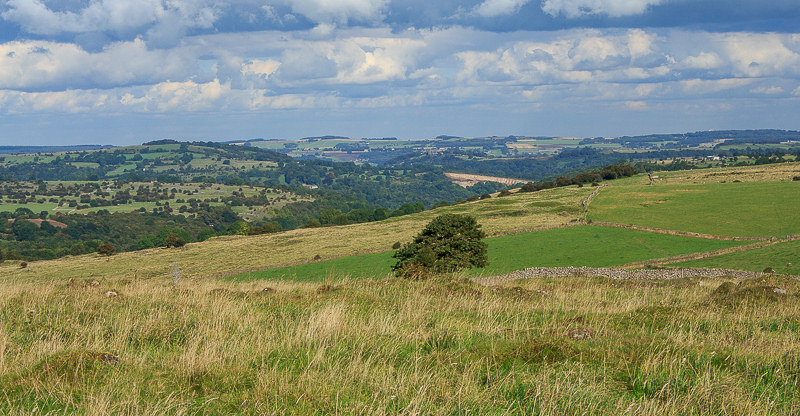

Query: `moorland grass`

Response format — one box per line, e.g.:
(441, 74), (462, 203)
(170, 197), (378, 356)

(667, 239), (800, 275)
(229, 226), (749, 282)
(588, 181), (800, 237)
(0, 273), (798, 414)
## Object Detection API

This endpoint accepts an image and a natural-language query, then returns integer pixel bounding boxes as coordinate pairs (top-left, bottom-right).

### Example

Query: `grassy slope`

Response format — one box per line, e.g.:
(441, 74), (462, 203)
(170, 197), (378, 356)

(667, 239), (800, 274)
(0, 186), (591, 282)
(588, 181), (800, 237)
(229, 226), (748, 282)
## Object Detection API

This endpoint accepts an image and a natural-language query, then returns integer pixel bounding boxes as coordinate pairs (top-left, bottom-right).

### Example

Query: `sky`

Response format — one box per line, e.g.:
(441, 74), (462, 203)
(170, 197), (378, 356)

(1, 0), (799, 145)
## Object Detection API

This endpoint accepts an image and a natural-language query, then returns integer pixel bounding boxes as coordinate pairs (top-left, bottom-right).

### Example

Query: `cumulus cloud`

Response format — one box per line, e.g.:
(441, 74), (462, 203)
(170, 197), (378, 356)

(472, 0), (531, 17)
(541, 0), (665, 18)
(0, 38), (194, 90)
(1, 26), (799, 120)
(279, 0), (389, 26)
(0, 88), (111, 113)
(2, 0), (219, 46)
(120, 79), (228, 111)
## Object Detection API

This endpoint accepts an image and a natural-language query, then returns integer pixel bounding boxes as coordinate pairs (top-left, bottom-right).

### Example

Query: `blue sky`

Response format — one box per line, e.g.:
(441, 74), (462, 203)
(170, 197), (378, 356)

(1, 0), (799, 145)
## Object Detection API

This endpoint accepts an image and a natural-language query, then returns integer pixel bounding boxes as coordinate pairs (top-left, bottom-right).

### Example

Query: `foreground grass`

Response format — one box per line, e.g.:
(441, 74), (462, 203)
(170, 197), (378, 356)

(229, 226), (748, 282)
(1, 274), (798, 414)
(589, 181), (800, 237)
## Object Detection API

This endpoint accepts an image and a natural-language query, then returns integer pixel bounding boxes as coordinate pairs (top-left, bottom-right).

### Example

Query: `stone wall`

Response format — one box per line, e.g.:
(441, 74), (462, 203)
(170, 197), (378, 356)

(473, 266), (798, 286)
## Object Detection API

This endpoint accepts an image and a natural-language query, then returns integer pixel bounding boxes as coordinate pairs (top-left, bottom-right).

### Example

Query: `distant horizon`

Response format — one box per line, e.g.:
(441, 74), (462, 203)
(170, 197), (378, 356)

(2, 127), (800, 149)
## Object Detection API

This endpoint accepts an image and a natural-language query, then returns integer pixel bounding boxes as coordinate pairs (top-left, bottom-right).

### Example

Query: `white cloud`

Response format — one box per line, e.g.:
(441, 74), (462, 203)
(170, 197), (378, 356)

(0, 89), (111, 113)
(241, 59), (281, 78)
(679, 52), (722, 70)
(2, 0), (218, 35)
(121, 79), (229, 111)
(472, 0), (531, 17)
(0, 38), (194, 90)
(721, 33), (800, 77)
(279, 0), (389, 26)
(541, 0), (664, 18)
(750, 86), (784, 95)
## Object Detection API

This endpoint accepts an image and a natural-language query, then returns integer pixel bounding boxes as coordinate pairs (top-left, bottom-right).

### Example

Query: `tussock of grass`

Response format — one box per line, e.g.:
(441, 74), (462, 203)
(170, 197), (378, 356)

(1, 274), (798, 414)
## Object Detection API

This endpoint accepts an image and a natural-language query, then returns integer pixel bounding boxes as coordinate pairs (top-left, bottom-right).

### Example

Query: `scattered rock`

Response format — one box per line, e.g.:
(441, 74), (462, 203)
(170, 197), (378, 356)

(261, 287), (275, 294)
(316, 284), (337, 294)
(773, 288), (788, 295)
(104, 290), (119, 298)
(97, 352), (121, 365)
(713, 281), (738, 296)
(567, 329), (592, 340)
(90, 280), (100, 287)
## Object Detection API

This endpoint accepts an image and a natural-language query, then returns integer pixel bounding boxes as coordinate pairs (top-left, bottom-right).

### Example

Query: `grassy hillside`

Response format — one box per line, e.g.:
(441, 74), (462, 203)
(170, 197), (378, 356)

(229, 226), (748, 282)
(588, 181), (800, 237)
(667, 239), (800, 274)
(0, 185), (592, 282)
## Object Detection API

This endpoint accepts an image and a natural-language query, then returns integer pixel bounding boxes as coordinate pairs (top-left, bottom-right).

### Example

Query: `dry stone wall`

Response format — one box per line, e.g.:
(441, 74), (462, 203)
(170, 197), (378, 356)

(473, 266), (799, 286)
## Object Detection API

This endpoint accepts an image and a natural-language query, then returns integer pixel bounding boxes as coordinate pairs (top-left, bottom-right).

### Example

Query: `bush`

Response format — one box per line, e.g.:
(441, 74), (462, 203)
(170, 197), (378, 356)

(498, 190), (512, 197)
(97, 243), (115, 256)
(164, 233), (186, 248)
(392, 214), (488, 279)
(793, 176), (800, 181)
(392, 241), (401, 250)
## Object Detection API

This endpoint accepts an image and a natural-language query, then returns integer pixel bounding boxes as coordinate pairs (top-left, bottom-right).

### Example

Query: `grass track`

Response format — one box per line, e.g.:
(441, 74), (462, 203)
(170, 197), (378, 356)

(667, 239), (800, 275)
(228, 226), (749, 282)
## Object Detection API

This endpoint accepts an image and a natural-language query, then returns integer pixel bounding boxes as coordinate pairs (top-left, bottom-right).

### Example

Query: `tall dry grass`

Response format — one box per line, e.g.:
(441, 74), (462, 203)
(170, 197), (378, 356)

(0, 272), (797, 414)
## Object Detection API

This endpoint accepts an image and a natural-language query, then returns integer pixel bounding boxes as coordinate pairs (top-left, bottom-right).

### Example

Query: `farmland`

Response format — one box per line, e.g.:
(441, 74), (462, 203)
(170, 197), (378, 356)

(229, 226), (748, 282)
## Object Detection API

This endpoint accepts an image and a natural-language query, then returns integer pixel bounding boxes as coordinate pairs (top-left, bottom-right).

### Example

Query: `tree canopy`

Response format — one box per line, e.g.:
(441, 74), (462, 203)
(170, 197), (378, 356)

(392, 214), (488, 279)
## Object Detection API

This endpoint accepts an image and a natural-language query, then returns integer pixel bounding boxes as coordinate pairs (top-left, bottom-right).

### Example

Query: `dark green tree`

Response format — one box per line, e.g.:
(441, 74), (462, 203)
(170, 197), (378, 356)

(392, 214), (488, 279)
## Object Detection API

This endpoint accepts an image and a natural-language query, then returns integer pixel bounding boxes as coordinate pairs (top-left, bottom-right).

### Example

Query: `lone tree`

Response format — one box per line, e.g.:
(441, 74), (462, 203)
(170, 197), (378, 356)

(393, 214), (488, 279)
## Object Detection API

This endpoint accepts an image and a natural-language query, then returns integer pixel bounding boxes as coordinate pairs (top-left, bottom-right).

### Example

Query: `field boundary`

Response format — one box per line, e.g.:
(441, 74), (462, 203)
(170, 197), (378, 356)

(204, 219), (796, 281)
(618, 237), (800, 269)
(588, 221), (777, 241)
(473, 266), (800, 286)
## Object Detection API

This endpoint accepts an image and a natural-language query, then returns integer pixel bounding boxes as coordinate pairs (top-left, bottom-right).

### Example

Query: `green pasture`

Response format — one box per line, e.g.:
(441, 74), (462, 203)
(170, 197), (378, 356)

(0, 203), (58, 213)
(667, 239), (800, 275)
(589, 181), (800, 237)
(227, 225), (747, 282)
